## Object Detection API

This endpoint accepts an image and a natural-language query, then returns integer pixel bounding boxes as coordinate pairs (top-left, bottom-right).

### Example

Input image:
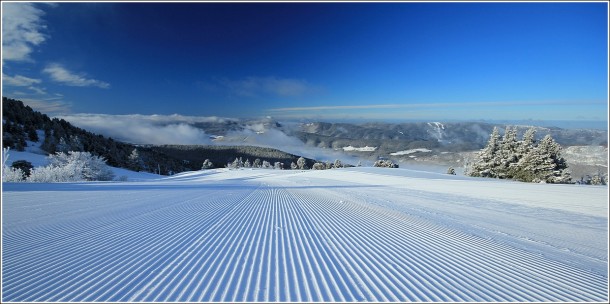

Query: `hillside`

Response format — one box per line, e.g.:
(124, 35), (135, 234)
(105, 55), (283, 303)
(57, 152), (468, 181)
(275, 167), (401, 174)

(2, 97), (318, 174)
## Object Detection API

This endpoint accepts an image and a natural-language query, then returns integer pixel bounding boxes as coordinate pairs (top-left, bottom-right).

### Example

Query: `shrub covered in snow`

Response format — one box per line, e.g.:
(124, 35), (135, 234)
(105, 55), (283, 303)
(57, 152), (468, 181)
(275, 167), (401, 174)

(374, 159), (399, 168)
(27, 151), (114, 182)
(2, 147), (26, 182)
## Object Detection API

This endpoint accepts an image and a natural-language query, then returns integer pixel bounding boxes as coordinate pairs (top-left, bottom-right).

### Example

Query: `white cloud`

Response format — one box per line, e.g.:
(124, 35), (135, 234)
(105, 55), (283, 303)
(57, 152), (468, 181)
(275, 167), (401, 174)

(220, 76), (314, 98)
(2, 2), (48, 62)
(3, 73), (42, 86)
(43, 63), (110, 88)
(55, 114), (224, 145)
(28, 86), (47, 95)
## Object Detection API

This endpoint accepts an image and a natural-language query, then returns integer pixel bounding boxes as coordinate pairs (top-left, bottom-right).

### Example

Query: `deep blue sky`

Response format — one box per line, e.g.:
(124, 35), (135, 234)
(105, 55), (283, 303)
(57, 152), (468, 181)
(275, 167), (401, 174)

(2, 2), (608, 124)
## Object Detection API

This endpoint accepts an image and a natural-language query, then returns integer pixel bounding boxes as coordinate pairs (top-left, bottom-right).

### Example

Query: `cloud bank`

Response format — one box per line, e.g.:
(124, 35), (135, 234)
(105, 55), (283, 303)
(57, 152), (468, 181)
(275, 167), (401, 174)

(55, 114), (238, 145)
(2, 2), (47, 62)
(43, 63), (110, 88)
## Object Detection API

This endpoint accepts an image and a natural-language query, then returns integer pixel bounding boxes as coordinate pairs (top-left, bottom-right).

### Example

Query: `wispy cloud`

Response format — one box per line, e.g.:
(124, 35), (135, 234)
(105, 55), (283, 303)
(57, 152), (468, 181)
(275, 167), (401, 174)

(2, 2), (48, 62)
(55, 114), (236, 145)
(43, 63), (110, 88)
(217, 76), (316, 98)
(2, 73), (42, 86)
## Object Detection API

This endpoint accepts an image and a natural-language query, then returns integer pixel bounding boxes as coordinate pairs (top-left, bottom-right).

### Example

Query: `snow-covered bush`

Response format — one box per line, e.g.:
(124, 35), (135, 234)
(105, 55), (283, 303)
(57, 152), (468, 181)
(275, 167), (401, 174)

(2, 147), (25, 182)
(201, 159), (214, 170)
(27, 151), (114, 182)
(374, 159), (398, 168)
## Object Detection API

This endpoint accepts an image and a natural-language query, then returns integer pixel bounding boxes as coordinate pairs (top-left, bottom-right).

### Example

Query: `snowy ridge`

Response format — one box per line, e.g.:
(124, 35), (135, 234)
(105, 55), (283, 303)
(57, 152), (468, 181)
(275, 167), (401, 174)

(342, 146), (377, 152)
(390, 148), (432, 156)
(2, 168), (608, 302)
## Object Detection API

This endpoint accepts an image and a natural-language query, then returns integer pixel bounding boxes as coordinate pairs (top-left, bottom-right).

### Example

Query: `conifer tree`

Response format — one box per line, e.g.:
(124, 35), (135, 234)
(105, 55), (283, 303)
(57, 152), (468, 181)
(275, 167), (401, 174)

(469, 127), (501, 178)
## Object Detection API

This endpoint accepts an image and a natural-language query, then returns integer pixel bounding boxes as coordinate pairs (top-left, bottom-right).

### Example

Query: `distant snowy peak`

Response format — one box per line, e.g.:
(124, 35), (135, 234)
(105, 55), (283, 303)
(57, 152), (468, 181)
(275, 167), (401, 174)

(426, 122), (446, 142)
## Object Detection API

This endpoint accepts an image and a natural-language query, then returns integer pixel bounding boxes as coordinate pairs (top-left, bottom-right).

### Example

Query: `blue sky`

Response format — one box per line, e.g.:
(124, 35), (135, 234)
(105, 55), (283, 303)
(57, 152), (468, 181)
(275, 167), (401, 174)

(2, 2), (608, 125)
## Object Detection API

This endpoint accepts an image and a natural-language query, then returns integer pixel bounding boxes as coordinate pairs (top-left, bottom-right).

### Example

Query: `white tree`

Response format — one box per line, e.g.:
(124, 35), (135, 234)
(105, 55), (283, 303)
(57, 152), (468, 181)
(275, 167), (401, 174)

(128, 148), (143, 171)
(511, 134), (570, 183)
(334, 159), (343, 169)
(497, 126), (518, 179)
(28, 151), (114, 182)
(262, 160), (272, 169)
(274, 162), (283, 170)
(297, 157), (307, 170)
(468, 127), (501, 178)
(253, 158), (261, 168)
(312, 162), (325, 170)
(2, 147), (25, 182)
(201, 159), (214, 169)
(290, 162), (298, 170)
(243, 159), (252, 168)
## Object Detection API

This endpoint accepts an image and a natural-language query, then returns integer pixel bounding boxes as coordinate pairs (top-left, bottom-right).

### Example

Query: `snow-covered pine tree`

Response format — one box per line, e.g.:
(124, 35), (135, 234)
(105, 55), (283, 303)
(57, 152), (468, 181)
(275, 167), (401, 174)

(253, 158), (261, 168)
(244, 159), (251, 168)
(468, 126), (501, 178)
(497, 126), (519, 179)
(297, 156), (307, 170)
(509, 127), (536, 178)
(334, 159), (343, 169)
(201, 159), (214, 169)
(512, 134), (571, 183)
(262, 160), (271, 169)
(290, 162), (298, 170)
(447, 167), (456, 175)
(128, 148), (143, 171)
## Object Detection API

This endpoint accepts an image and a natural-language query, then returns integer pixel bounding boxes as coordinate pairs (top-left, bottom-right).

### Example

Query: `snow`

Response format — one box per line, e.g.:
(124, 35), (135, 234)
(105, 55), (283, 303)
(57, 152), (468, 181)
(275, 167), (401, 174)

(2, 167), (608, 302)
(342, 146), (377, 152)
(390, 148), (432, 156)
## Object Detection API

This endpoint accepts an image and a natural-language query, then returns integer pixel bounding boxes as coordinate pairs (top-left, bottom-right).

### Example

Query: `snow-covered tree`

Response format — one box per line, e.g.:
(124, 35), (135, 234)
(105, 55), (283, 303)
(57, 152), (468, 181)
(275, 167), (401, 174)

(334, 159), (343, 169)
(312, 162), (325, 170)
(297, 156), (307, 170)
(262, 160), (272, 169)
(201, 159), (214, 169)
(253, 158), (261, 168)
(128, 148), (143, 171)
(243, 159), (252, 168)
(2, 147), (25, 182)
(274, 162), (283, 170)
(468, 127), (501, 178)
(27, 151), (114, 182)
(497, 126), (519, 179)
(447, 167), (456, 175)
(511, 135), (571, 183)
(374, 159), (398, 168)
(290, 162), (298, 170)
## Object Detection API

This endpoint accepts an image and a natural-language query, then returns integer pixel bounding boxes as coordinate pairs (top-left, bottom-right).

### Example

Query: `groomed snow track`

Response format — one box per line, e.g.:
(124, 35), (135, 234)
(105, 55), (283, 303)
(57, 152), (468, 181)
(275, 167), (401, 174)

(2, 168), (608, 302)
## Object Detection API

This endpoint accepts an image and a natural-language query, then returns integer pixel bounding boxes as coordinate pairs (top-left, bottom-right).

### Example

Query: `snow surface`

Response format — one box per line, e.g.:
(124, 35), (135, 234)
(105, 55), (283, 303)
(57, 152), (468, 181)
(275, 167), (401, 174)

(342, 146), (377, 152)
(2, 167), (608, 302)
(390, 148), (432, 156)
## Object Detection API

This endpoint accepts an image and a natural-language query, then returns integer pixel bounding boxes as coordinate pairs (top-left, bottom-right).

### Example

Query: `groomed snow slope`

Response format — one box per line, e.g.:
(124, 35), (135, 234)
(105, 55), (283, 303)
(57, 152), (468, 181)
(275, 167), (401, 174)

(2, 167), (608, 302)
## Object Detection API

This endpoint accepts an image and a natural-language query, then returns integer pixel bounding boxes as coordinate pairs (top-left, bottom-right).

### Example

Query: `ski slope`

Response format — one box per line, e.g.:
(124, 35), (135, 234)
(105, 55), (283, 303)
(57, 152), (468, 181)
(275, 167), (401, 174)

(2, 167), (608, 302)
